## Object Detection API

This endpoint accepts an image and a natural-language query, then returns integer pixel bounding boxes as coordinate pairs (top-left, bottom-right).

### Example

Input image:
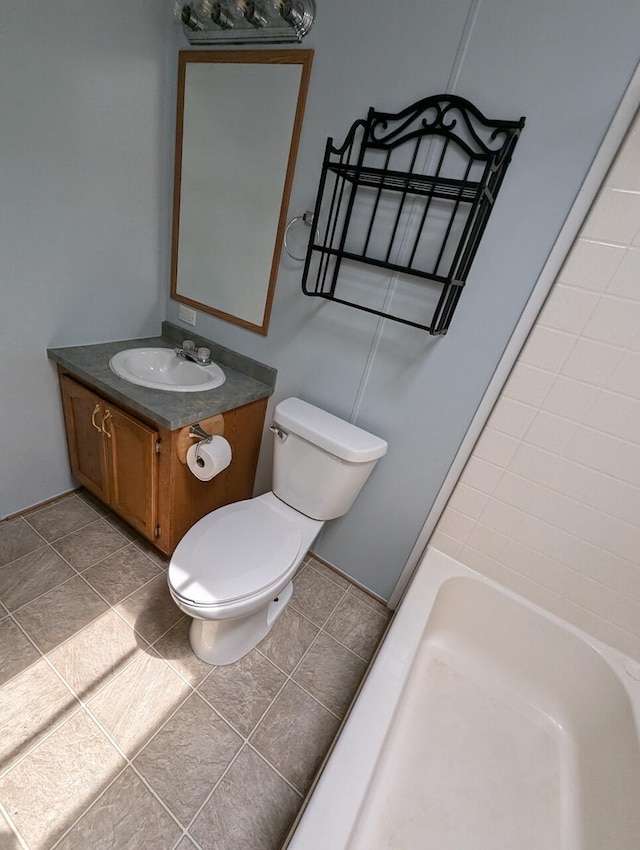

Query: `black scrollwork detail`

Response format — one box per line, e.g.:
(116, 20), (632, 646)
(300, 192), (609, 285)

(329, 118), (368, 157)
(368, 95), (522, 161)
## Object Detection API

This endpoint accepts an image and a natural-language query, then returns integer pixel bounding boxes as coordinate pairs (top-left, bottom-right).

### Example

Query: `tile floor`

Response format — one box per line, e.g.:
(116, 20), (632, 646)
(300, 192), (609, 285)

(0, 492), (390, 850)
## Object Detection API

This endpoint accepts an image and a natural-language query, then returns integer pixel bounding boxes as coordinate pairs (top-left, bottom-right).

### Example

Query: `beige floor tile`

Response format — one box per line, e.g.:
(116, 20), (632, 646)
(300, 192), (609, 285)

(101, 513), (139, 542)
(0, 710), (124, 850)
(48, 609), (144, 700)
(83, 544), (161, 605)
(0, 518), (46, 569)
(291, 565), (346, 626)
(116, 574), (182, 643)
(0, 658), (78, 774)
(190, 746), (301, 850)
(132, 539), (169, 570)
(257, 606), (318, 673)
(198, 649), (286, 737)
(154, 617), (213, 686)
(347, 582), (391, 618)
(325, 593), (389, 662)
(0, 547), (74, 612)
(76, 489), (109, 516)
(293, 632), (367, 718)
(14, 575), (108, 653)
(54, 767), (181, 850)
(0, 617), (40, 687)
(25, 496), (98, 543)
(52, 519), (128, 571)
(250, 682), (341, 794)
(134, 693), (242, 826)
(305, 555), (350, 588)
(88, 650), (190, 757)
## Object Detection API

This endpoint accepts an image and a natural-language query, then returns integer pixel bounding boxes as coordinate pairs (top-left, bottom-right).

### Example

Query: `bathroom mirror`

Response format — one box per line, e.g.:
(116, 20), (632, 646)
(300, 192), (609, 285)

(171, 50), (313, 335)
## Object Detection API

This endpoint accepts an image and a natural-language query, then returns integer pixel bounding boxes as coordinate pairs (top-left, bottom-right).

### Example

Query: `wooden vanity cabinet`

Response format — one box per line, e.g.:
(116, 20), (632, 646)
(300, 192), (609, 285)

(58, 369), (267, 555)
(60, 374), (159, 540)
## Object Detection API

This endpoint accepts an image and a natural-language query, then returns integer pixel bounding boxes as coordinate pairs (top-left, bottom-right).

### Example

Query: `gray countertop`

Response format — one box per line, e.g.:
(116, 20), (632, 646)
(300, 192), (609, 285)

(47, 324), (276, 430)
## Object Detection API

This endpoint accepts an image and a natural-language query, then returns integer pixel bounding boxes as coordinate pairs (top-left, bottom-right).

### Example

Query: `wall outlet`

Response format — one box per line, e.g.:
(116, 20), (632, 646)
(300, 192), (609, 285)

(178, 304), (197, 326)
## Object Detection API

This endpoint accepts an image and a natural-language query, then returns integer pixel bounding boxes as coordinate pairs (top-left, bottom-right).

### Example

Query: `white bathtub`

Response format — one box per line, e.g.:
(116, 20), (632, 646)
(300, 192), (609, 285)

(288, 548), (640, 849)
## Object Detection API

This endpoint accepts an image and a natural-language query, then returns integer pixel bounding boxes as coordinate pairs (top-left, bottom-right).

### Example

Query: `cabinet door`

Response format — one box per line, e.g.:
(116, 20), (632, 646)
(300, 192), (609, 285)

(103, 404), (159, 539)
(59, 375), (109, 502)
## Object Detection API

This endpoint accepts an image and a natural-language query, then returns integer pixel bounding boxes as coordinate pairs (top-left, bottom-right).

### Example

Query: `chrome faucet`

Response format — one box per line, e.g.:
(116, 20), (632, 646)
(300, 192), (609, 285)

(175, 341), (212, 366)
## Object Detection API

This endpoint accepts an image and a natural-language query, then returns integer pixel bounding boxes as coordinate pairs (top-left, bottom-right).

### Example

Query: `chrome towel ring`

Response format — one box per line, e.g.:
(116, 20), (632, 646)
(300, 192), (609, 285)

(283, 211), (318, 261)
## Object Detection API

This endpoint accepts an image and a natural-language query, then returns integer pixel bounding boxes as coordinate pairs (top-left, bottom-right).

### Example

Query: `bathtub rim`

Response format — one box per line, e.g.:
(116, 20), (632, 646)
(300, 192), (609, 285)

(286, 546), (640, 850)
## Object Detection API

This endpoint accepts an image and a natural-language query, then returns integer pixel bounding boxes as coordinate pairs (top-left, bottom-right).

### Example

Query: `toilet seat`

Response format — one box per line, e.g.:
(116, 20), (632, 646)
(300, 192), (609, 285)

(168, 493), (314, 608)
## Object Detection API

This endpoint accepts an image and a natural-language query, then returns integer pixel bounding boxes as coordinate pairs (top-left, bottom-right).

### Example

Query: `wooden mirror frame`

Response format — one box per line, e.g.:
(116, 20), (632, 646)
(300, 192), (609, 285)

(170, 49), (313, 335)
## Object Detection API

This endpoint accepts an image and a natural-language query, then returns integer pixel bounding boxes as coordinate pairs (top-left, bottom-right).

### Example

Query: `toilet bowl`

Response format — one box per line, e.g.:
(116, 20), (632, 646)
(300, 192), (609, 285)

(168, 397), (388, 665)
(168, 492), (323, 664)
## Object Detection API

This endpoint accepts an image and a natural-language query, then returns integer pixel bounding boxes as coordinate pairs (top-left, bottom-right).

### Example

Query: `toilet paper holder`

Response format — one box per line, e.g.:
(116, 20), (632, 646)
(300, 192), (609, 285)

(189, 423), (213, 444)
(177, 414), (226, 466)
(189, 423), (214, 464)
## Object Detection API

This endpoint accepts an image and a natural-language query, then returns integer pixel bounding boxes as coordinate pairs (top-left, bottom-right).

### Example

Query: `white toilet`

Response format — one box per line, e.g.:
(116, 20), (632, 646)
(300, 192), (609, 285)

(167, 397), (388, 665)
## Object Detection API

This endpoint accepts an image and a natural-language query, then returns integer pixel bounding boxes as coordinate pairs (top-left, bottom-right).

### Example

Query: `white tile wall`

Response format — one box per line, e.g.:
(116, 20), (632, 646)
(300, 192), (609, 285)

(558, 238), (624, 291)
(434, 110), (640, 660)
(519, 326), (576, 372)
(561, 338), (623, 386)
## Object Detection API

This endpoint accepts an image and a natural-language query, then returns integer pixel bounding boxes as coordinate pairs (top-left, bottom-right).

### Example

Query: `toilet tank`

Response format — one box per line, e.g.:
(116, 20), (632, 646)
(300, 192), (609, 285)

(271, 398), (388, 521)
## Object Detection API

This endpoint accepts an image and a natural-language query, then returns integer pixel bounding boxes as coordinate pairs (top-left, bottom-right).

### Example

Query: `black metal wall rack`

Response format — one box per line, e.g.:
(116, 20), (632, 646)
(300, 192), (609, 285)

(301, 95), (525, 334)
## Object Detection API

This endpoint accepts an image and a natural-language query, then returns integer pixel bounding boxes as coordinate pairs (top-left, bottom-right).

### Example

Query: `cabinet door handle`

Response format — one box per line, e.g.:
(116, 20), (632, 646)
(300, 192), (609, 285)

(101, 409), (112, 438)
(91, 403), (102, 432)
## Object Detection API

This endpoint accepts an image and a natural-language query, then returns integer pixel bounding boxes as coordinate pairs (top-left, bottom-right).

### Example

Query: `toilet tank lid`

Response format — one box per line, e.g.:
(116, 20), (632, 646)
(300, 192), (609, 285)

(274, 398), (388, 463)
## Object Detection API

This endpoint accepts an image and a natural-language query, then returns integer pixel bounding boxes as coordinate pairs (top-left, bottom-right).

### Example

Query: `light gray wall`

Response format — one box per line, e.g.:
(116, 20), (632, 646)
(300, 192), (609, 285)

(0, 0), (171, 516)
(166, 0), (640, 599)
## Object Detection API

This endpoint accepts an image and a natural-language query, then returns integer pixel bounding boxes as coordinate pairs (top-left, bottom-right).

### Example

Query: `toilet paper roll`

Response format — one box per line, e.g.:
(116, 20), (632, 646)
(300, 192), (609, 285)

(186, 436), (232, 482)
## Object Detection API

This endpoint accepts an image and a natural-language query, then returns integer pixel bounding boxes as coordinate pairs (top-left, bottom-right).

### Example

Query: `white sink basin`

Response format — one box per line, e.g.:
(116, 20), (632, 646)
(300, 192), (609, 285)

(109, 348), (226, 393)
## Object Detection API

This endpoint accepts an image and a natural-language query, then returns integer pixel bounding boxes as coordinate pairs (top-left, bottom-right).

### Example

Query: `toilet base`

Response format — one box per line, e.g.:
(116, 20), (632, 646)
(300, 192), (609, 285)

(189, 581), (294, 665)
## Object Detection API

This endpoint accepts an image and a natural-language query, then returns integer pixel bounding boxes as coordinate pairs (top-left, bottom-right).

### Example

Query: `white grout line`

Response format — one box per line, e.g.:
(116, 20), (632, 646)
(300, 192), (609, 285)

(290, 571), (387, 662)
(124, 687), (204, 760)
(196, 662), (289, 740)
(2, 554), (76, 615)
(182, 735), (304, 838)
(22, 509), (103, 547)
(246, 742), (306, 799)
(9, 518), (51, 550)
(55, 536), (135, 575)
(183, 745), (247, 833)
(46, 763), (131, 850)
(0, 800), (30, 850)
(306, 556), (390, 614)
(0, 683), (83, 783)
(4, 611), (45, 664)
(129, 762), (194, 836)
